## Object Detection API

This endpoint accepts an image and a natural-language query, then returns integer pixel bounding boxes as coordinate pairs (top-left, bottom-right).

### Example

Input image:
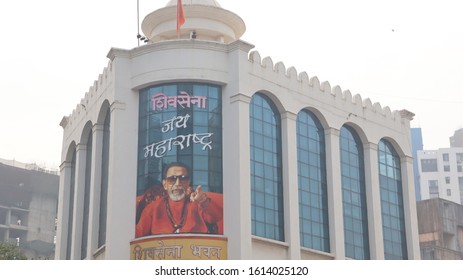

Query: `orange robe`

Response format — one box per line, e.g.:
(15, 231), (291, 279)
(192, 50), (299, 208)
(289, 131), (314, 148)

(135, 192), (223, 237)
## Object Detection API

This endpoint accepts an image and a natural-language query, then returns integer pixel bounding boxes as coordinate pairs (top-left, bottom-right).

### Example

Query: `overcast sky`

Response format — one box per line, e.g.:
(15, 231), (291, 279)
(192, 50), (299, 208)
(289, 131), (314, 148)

(1, 0), (462, 169)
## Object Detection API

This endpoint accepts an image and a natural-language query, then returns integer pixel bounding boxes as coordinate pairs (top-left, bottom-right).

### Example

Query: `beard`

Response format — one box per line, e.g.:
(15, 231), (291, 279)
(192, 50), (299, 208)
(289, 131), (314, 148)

(168, 186), (186, 201)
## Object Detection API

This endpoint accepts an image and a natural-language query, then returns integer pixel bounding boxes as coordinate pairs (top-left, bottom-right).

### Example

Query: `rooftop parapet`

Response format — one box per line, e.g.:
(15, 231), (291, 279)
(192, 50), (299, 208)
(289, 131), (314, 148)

(248, 50), (414, 123)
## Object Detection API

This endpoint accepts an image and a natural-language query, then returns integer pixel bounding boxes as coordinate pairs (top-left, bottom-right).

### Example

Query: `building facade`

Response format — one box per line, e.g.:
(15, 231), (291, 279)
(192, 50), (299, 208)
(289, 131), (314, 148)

(417, 198), (463, 259)
(411, 128), (424, 201)
(0, 159), (59, 259)
(450, 128), (463, 148)
(417, 148), (463, 205)
(56, 0), (420, 260)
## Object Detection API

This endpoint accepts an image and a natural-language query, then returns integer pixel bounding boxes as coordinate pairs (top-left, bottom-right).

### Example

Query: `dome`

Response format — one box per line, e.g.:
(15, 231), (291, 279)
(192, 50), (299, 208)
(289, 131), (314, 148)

(141, 0), (245, 43)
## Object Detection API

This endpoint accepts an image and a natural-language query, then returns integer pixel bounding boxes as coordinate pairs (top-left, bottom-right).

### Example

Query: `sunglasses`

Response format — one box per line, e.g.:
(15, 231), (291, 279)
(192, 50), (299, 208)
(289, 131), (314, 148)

(165, 175), (190, 184)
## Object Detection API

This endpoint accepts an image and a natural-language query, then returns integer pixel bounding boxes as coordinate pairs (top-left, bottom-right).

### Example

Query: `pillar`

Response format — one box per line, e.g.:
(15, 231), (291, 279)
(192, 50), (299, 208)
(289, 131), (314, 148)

(325, 128), (345, 259)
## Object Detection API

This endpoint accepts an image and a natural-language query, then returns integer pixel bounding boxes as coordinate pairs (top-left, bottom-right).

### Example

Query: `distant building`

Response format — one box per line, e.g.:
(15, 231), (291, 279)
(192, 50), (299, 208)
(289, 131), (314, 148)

(450, 128), (463, 148)
(417, 148), (463, 205)
(411, 128), (424, 201)
(0, 159), (59, 259)
(417, 198), (463, 260)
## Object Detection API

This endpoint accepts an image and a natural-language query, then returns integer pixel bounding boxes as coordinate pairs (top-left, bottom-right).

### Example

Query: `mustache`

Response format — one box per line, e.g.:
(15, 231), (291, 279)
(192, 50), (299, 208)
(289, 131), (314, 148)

(171, 186), (184, 192)
(169, 185), (192, 195)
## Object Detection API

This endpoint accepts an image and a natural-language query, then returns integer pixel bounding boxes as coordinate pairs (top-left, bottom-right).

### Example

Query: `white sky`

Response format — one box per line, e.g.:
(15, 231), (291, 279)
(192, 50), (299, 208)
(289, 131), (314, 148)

(1, 0), (462, 169)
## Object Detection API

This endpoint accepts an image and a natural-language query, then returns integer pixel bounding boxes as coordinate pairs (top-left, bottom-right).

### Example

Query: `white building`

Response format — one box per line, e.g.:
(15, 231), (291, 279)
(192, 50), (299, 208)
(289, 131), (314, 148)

(417, 148), (463, 205)
(56, 0), (420, 260)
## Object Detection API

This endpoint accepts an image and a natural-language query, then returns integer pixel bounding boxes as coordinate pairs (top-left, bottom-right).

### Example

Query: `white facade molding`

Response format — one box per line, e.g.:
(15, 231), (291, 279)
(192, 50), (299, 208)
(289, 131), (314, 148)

(324, 127), (345, 259)
(363, 142), (384, 259)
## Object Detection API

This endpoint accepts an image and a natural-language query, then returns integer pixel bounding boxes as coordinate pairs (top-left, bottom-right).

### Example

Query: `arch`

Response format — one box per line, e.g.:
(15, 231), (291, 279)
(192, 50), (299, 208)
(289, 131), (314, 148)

(296, 109), (329, 252)
(65, 141), (77, 163)
(299, 107), (329, 130)
(251, 90), (286, 116)
(249, 92), (284, 241)
(340, 124), (370, 259)
(379, 136), (406, 158)
(80, 121), (94, 144)
(97, 100), (111, 125)
(340, 121), (369, 146)
(378, 138), (408, 259)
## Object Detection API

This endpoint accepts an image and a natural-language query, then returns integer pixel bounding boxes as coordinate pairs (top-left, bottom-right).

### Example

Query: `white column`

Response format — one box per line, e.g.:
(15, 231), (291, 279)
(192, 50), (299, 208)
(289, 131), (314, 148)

(325, 128), (345, 259)
(401, 156), (421, 259)
(281, 111), (301, 259)
(70, 144), (87, 260)
(105, 101), (138, 259)
(55, 161), (72, 259)
(87, 124), (104, 259)
(223, 93), (252, 259)
(364, 142), (384, 259)
(224, 41), (257, 259)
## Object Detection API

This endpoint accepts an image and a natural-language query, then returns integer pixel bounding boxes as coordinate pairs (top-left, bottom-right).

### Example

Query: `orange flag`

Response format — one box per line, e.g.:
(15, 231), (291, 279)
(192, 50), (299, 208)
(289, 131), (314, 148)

(177, 0), (185, 36)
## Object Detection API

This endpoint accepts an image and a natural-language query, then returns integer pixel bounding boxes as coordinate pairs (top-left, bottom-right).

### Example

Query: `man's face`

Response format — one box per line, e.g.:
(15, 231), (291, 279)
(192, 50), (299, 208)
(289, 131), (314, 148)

(163, 166), (191, 201)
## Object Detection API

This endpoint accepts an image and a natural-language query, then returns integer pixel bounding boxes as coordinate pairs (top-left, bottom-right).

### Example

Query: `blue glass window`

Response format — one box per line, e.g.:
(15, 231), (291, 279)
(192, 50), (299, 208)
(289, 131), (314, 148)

(297, 110), (329, 252)
(340, 126), (369, 259)
(250, 93), (284, 241)
(378, 139), (408, 259)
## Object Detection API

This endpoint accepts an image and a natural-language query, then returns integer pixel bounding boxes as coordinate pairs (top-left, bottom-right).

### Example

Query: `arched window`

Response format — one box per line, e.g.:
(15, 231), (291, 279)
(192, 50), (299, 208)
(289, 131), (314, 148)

(98, 111), (110, 248)
(340, 126), (369, 259)
(378, 139), (408, 259)
(250, 93), (284, 241)
(81, 131), (92, 259)
(297, 110), (329, 252)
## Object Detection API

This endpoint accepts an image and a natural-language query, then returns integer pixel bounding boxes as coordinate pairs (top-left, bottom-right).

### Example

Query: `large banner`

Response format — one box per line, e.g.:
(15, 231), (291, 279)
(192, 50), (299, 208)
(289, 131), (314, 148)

(133, 83), (225, 259)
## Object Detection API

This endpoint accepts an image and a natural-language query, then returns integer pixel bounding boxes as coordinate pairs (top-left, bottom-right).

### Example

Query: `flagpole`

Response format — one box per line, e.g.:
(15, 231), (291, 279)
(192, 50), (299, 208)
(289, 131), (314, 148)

(177, 0), (185, 39)
(137, 0), (140, 46)
(177, 0), (180, 39)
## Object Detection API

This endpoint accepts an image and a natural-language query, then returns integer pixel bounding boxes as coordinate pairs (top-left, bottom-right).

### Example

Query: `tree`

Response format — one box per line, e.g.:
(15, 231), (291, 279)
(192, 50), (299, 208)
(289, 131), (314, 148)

(0, 242), (27, 260)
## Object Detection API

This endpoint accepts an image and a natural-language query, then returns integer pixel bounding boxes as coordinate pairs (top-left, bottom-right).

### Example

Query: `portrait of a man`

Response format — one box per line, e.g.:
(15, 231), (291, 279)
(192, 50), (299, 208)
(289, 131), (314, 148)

(135, 162), (223, 237)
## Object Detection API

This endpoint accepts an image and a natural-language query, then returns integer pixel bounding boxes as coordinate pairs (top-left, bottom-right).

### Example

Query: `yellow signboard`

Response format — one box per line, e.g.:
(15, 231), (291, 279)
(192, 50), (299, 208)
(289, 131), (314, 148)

(130, 234), (228, 260)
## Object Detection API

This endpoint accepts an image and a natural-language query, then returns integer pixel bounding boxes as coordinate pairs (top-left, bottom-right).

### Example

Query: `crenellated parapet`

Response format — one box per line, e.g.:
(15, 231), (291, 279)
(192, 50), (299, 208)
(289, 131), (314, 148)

(62, 61), (114, 130)
(247, 50), (414, 123)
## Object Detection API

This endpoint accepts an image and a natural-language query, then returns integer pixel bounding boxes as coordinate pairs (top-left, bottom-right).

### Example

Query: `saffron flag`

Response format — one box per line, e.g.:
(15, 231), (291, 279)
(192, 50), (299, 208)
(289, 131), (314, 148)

(177, 0), (185, 36)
